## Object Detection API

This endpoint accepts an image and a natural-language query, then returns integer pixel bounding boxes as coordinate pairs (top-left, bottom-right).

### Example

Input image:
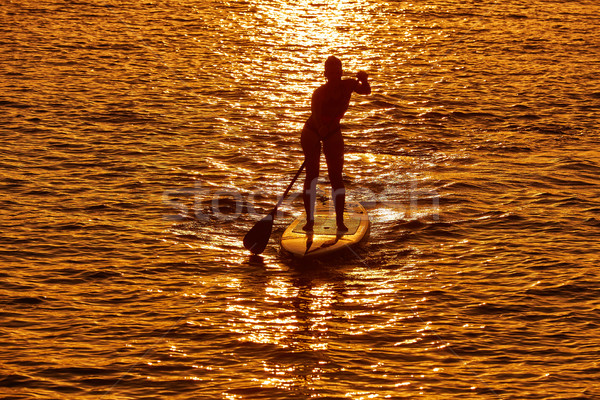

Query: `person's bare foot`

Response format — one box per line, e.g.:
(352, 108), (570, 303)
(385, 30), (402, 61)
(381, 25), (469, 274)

(302, 220), (314, 231)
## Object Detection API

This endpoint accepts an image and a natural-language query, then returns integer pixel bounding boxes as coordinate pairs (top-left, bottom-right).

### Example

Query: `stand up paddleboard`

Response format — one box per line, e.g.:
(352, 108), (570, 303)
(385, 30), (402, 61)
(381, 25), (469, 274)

(280, 201), (369, 259)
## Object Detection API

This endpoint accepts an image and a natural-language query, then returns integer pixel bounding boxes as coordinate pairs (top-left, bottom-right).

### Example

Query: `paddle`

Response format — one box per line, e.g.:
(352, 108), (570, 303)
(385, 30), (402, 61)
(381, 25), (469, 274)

(243, 161), (306, 254)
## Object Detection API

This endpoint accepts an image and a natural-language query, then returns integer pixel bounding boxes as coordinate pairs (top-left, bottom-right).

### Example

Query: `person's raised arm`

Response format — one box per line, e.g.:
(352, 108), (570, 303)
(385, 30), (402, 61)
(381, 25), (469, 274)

(354, 71), (371, 95)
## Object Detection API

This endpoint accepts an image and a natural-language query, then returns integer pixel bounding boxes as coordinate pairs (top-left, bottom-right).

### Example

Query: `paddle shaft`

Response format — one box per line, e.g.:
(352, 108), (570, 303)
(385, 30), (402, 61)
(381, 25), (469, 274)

(271, 161), (305, 215)
(243, 161), (306, 254)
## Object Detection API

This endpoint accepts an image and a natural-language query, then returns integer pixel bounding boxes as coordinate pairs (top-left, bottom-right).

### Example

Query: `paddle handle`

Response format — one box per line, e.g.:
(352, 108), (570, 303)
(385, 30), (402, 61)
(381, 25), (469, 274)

(271, 161), (305, 215)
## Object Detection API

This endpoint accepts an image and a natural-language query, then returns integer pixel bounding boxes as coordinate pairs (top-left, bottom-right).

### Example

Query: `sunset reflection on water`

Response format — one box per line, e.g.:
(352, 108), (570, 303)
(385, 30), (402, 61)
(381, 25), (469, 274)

(214, 257), (435, 395)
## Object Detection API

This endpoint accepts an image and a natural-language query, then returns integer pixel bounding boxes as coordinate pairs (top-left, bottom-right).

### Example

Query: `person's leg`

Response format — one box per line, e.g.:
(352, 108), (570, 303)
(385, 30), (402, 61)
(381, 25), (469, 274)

(323, 133), (347, 231)
(301, 128), (321, 231)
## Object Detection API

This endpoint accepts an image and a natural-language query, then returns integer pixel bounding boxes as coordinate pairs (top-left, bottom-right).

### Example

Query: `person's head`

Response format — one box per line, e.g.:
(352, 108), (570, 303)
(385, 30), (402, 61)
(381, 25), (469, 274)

(324, 56), (343, 81)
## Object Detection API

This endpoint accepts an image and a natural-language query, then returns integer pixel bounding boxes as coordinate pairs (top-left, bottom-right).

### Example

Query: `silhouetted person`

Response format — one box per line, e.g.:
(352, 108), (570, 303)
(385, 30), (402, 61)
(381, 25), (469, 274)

(301, 56), (371, 232)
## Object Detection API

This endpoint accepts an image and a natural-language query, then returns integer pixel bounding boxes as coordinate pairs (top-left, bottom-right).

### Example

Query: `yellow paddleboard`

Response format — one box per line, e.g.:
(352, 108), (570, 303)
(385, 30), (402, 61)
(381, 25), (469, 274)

(280, 201), (370, 259)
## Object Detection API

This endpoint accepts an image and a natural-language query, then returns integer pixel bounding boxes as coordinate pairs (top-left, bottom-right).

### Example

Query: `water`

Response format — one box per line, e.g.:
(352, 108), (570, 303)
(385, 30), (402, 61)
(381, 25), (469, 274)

(1, 0), (599, 399)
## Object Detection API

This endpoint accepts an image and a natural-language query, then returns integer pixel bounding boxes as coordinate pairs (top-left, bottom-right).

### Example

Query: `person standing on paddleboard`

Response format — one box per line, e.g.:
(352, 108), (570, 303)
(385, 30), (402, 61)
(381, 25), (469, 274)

(301, 56), (371, 232)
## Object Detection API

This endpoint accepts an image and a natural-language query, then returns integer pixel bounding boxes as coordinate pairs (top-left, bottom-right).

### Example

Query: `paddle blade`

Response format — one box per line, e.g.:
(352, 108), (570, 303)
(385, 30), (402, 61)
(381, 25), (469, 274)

(243, 214), (274, 254)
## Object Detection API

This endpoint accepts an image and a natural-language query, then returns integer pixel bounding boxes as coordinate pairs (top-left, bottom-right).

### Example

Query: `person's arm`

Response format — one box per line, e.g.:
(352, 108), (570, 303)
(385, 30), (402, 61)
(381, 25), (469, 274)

(311, 87), (324, 125)
(311, 87), (334, 138)
(354, 71), (371, 95)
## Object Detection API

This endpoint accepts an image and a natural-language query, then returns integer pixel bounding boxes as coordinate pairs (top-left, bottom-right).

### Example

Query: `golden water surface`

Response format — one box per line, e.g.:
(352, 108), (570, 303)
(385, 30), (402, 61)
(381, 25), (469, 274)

(1, 0), (599, 399)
